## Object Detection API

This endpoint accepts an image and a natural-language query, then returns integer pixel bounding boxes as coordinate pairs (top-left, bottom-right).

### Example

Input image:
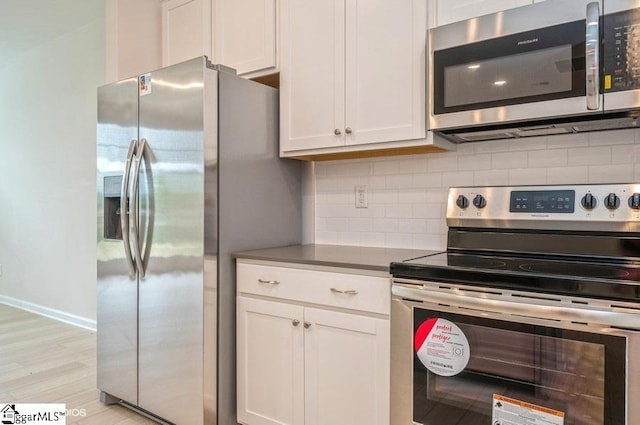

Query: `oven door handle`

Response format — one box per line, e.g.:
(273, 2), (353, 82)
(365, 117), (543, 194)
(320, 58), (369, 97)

(393, 284), (640, 330)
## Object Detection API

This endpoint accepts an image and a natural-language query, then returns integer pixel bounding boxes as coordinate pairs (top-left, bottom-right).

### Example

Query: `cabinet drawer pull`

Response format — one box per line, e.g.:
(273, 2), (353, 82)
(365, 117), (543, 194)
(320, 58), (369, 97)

(292, 319), (300, 327)
(330, 288), (359, 295)
(258, 279), (280, 285)
(304, 321), (311, 329)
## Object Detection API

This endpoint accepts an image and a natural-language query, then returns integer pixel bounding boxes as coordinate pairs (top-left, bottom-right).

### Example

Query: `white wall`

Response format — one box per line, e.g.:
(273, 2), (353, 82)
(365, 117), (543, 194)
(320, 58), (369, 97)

(0, 18), (105, 322)
(314, 130), (640, 250)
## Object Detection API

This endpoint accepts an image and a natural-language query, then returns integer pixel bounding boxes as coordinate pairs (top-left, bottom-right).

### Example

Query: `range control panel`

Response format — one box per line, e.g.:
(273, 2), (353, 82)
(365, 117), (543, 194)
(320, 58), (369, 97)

(448, 184), (640, 231)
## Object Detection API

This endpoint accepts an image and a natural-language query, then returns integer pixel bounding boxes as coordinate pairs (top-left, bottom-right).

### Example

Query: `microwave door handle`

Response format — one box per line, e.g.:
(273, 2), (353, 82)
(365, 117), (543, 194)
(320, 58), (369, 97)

(131, 138), (147, 278)
(586, 1), (600, 110)
(121, 139), (137, 277)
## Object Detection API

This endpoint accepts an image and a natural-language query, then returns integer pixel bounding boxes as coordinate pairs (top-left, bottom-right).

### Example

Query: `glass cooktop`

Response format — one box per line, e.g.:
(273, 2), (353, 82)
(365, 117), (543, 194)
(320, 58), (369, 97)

(391, 252), (640, 301)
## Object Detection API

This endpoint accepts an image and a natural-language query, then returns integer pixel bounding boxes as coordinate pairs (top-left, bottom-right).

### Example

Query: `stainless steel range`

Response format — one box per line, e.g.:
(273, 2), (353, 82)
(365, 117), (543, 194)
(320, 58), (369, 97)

(390, 184), (640, 425)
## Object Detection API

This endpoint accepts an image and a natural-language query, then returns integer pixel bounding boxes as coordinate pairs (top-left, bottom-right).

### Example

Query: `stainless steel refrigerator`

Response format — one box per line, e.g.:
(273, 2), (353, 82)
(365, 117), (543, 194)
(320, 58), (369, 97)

(97, 57), (301, 425)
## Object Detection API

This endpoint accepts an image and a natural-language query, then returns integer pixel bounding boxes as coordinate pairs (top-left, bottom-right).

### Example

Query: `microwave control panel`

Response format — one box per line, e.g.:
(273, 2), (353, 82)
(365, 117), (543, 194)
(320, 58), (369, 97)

(603, 8), (640, 92)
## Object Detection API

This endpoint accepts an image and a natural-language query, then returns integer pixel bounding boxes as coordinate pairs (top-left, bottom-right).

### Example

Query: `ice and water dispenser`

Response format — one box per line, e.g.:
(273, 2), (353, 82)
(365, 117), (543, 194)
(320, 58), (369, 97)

(103, 175), (123, 240)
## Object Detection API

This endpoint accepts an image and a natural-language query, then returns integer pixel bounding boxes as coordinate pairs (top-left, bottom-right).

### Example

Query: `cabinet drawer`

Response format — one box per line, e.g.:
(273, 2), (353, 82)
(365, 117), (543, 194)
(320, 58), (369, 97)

(237, 263), (390, 315)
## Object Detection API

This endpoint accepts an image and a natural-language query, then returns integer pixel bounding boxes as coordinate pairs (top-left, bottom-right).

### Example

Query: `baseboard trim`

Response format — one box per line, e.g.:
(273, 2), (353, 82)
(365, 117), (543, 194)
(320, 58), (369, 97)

(0, 295), (96, 331)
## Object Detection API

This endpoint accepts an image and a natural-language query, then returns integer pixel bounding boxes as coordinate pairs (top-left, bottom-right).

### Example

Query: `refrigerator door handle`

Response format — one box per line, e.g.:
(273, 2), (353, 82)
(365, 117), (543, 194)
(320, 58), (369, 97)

(131, 138), (147, 278)
(121, 139), (138, 277)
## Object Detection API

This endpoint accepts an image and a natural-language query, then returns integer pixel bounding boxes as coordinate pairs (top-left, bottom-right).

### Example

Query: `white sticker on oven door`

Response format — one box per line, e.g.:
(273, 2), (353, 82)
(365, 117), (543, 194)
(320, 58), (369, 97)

(414, 318), (470, 376)
(492, 394), (565, 425)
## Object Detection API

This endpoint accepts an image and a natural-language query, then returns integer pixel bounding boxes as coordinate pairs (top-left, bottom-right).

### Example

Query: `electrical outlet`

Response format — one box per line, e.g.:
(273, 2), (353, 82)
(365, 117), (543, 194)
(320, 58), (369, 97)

(355, 185), (368, 208)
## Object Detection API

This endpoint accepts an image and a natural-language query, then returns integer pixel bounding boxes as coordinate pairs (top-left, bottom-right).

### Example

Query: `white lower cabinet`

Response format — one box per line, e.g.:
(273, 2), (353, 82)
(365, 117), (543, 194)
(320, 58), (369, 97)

(237, 262), (390, 425)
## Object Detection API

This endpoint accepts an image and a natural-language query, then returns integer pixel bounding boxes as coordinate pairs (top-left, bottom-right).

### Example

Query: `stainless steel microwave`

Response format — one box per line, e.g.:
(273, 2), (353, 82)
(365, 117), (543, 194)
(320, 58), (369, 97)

(428, 0), (640, 143)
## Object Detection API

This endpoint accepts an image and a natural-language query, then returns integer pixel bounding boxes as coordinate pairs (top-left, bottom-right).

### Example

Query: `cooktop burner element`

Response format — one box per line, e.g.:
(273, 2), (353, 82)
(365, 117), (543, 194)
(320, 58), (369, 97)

(391, 183), (640, 302)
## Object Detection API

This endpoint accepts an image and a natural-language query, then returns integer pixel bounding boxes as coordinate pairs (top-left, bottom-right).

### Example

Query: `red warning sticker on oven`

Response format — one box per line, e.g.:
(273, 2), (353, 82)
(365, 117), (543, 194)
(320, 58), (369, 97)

(414, 318), (470, 377)
(492, 394), (565, 425)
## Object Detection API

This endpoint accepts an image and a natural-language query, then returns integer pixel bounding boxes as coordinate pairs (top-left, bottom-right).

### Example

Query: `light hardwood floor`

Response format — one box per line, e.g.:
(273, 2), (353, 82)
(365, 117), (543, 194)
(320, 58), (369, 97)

(0, 303), (156, 424)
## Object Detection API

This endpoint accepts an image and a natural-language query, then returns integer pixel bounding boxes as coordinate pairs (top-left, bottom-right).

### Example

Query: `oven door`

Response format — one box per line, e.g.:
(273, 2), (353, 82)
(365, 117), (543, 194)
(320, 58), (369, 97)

(429, 0), (602, 131)
(391, 280), (640, 425)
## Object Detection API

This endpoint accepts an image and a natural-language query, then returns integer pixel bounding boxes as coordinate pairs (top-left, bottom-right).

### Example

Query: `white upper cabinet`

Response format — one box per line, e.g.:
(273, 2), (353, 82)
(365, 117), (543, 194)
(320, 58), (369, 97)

(214, 0), (278, 77)
(280, 0), (430, 158)
(429, 0), (534, 27)
(162, 0), (278, 76)
(162, 0), (212, 66)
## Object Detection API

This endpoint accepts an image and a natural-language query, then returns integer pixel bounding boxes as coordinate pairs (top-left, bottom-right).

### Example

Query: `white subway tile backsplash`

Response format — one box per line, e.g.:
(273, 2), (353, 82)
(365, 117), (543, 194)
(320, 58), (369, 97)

(385, 174), (414, 189)
(567, 146), (611, 166)
(612, 145), (640, 164)
(427, 219), (447, 234)
(473, 169), (509, 185)
(370, 190), (399, 204)
(398, 189), (427, 204)
(491, 151), (528, 169)
(314, 129), (638, 251)
(509, 168), (547, 185)
(412, 204), (442, 219)
(412, 233), (445, 250)
(475, 139), (512, 153)
(385, 205), (414, 219)
(509, 136), (547, 151)
(358, 205), (387, 218)
(359, 232), (386, 247)
(547, 133), (589, 148)
(546, 166), (589, 184)
(413, 173), (443, 188)
(426, 156), (458, 172)
(527, 149), (567, 168)
(457, 153), (492, 171)
(326, 218), (349, 232)
(588, 164), (635, 183)
(398, 157), (428, 173)
(348, 217), (373, 232)
(372, 159), (400, 175)
(385, 233), (414, 248)
(372, 218), (399, 233)
(441, 171), (475, 187)
(398, 219), (428, 234)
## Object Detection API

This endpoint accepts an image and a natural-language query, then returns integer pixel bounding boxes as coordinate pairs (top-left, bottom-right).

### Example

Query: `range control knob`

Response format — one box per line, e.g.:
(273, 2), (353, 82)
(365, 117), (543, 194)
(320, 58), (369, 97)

(473, 194), (487, 209)
(581, 193), (597, 210)
(456, 195), (469, 209)
(604, 193), (621, 210)
(629, 193), (640, 210)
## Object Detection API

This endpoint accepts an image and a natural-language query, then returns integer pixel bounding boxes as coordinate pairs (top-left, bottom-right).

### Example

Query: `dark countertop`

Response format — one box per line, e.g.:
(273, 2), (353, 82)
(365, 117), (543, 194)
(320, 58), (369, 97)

(233, 244), (441, 273)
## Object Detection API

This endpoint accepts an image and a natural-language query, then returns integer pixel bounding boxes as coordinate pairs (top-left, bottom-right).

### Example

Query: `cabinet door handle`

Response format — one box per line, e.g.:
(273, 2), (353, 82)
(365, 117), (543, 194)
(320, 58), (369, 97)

(304, 321), (311, 329)
(330, 288), (359, 295)
(258, 279), (280, 285)
(334, 129), (342, 136)
(292, 319), (300, 327)
(345, 127), (352, 134)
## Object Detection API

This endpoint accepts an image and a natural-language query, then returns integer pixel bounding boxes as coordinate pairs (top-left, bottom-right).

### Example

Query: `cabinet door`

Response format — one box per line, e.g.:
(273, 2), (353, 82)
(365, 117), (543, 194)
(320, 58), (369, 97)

(345, 0), (426, 145)
(280, 0), (346, 152)
(237, 297), (305, 425)
(433, 0), (532, 26)
(214, 0), (277, 77)
(304, 308), (390, 425)
(162, 0), (212, 66)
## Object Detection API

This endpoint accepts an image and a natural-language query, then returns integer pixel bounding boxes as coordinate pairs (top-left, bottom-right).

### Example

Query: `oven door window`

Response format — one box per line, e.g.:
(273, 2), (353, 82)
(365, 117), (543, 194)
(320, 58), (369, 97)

(413, 309), (626, 425)
(433, 20), (586, 115)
